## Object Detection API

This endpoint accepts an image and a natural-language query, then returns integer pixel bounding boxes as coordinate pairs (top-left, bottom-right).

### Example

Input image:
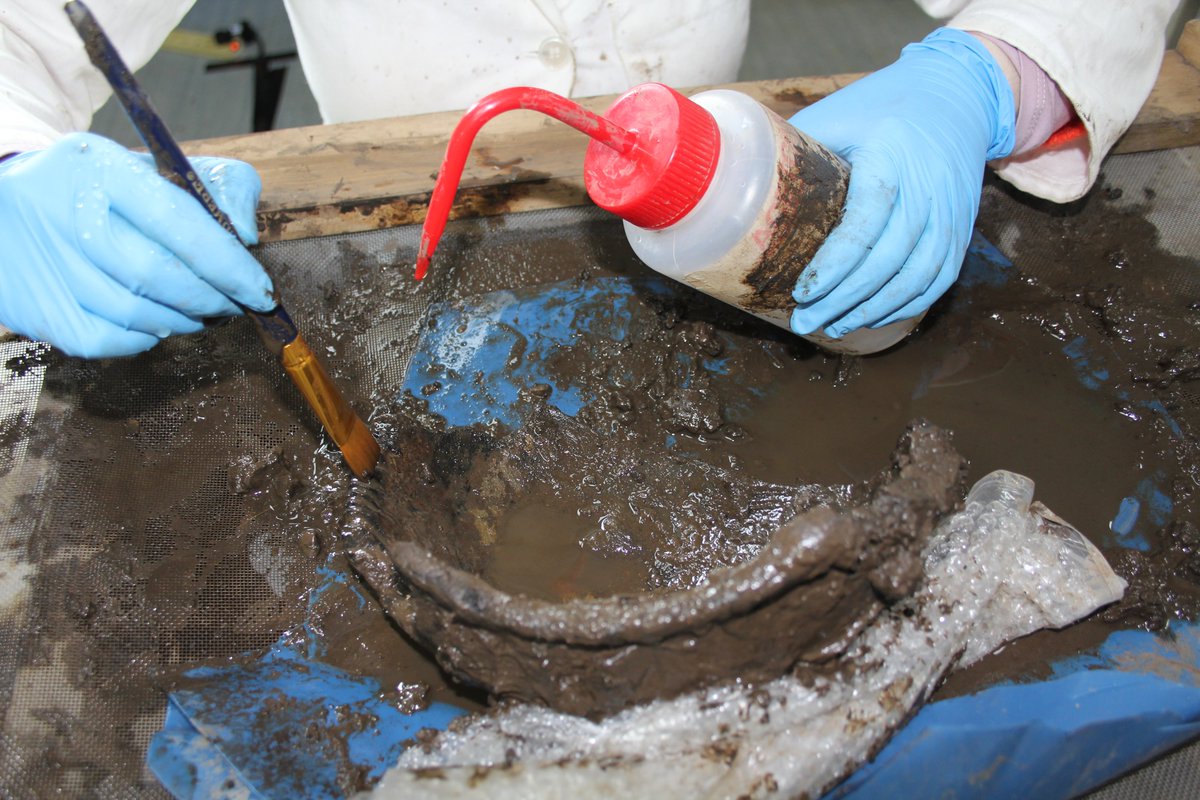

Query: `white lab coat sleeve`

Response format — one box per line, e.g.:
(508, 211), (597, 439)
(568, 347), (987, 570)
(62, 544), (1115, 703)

(913, 0), (971, 17)
(0, 1), (193, 155)
(280, 0), (749, 123)
(914, 0), (1180, 202)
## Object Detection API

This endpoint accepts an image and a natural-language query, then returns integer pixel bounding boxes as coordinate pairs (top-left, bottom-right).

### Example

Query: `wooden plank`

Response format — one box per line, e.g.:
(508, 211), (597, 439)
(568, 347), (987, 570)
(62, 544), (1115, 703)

(180, 43), (1199, 244)
(1111, 48), (1200, 154)
(182, 73), (866, 243)
(1176, 19), (1199, 69)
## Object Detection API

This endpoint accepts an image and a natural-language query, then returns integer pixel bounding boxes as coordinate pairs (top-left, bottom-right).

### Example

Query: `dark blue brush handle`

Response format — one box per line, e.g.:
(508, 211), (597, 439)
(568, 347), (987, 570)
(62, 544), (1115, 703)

(64, 0), (299, 349)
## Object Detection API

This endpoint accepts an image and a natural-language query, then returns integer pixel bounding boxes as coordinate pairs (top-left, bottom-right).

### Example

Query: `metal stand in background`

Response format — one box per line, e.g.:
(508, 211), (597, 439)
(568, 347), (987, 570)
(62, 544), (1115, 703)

(205, 21), (297, 133)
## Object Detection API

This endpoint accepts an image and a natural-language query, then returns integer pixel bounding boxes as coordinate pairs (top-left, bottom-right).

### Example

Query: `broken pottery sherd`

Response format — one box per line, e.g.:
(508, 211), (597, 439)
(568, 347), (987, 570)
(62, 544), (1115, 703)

(344, 416), (965, 719)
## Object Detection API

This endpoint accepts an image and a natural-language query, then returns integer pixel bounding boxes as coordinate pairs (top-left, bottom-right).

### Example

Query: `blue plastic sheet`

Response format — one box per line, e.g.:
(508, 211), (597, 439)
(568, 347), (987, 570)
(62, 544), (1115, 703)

(402, 275), (737, 429)
(148, 552), (466, 799)
(148, 642), (465, 799)
(150, 232), (1200, 798)
(831, 622), (1200, 799)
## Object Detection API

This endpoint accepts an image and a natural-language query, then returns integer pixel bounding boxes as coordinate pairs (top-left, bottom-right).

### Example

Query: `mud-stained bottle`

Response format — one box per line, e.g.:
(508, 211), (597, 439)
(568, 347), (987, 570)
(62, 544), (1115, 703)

(586, 84), (921, 355)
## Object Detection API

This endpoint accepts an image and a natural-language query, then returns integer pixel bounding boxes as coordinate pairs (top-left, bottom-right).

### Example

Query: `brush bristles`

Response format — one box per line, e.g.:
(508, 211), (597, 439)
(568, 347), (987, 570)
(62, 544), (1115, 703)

(341, 417), (381, 477)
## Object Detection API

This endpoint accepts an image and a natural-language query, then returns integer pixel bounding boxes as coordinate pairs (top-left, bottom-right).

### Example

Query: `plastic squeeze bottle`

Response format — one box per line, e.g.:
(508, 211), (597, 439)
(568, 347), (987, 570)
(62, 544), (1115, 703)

(415, 84), (921, 355)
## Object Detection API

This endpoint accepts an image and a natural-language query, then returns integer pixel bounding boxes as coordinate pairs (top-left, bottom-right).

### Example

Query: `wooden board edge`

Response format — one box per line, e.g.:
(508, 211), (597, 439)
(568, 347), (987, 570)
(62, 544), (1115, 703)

(256, 180), (589, 244)
(187, 56), (1196, 244)
(1177, 19), (1200, 69)
(1112, 48), (1200, 154)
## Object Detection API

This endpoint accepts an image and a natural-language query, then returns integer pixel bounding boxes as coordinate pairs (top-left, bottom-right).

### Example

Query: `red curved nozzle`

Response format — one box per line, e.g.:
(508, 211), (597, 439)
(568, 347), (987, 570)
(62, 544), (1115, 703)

(414, 86), (642, 280)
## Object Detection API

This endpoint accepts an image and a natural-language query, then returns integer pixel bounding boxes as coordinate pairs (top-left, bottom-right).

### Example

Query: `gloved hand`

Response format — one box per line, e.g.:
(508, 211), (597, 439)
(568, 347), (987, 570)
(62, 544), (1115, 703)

(0, 131), (274, 358)
(788, 28), (1015, 339)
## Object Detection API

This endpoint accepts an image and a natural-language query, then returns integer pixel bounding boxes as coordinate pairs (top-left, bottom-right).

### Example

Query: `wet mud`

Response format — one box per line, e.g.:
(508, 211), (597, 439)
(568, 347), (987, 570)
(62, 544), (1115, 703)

(745, 122), (848, 313)
(350, 399), (962, 716)
(930, 176), (1200, 696)
(339, 168), (1200, 720)
(1, 166), (1198, 793)
(0, 247), (482, 793)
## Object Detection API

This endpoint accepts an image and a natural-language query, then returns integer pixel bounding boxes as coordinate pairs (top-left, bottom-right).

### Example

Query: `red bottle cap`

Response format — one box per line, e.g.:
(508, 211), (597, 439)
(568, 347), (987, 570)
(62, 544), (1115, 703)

(414, 84), (720, 279)
(585, 83), (720, 230)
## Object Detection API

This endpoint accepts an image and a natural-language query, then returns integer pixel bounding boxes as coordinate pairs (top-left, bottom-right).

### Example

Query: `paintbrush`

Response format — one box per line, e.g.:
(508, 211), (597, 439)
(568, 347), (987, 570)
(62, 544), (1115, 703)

(64, 0), (380, 478)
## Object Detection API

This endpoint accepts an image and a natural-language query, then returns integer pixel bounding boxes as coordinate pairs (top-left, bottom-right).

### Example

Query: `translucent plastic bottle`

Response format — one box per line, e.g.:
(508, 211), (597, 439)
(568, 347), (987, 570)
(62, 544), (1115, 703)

(416, 84), (922, 355)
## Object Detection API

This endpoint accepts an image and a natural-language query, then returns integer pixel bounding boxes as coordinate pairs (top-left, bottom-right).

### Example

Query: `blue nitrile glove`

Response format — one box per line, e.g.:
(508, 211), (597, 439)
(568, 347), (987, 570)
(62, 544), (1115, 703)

(0, 131), (274, 358)
(788, 28), (1015, 339)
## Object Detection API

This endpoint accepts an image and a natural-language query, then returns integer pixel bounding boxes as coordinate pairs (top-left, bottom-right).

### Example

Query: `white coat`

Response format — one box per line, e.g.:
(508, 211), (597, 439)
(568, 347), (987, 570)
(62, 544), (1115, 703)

(0, 0), (1181, 203)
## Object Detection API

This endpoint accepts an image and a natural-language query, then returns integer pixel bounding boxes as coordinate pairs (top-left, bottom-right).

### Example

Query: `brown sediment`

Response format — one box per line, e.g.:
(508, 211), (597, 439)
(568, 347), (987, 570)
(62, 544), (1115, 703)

(336, 259), (963, 718)
(348, 412), (963, 718)
(932, 176), (1200, 698)
(744, 124), (848, 313)
(3, 341), (52, 377)
(348, 173), (1200, 715)
(344, 174), (1200, 715)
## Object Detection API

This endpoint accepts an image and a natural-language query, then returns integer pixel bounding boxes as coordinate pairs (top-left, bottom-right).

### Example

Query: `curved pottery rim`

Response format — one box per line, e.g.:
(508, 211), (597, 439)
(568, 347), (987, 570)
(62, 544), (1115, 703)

(344, 419), (966, 648)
